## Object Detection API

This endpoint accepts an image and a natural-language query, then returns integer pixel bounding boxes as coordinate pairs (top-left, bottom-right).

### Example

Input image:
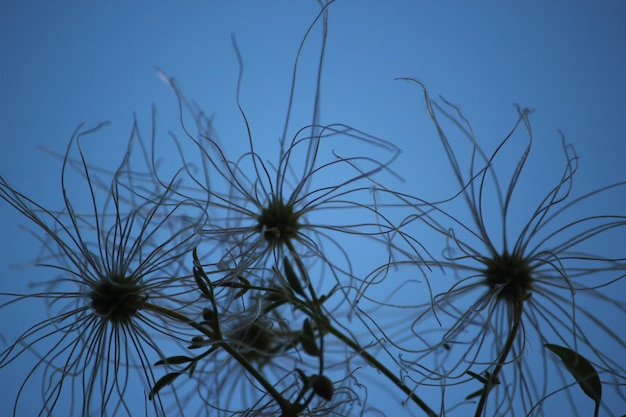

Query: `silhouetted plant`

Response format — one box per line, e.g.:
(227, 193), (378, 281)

(0, 123), (205, 416)
(373, 78), (626, 416)
(1, 2), (625, 417)
(153, 67), (400, 294)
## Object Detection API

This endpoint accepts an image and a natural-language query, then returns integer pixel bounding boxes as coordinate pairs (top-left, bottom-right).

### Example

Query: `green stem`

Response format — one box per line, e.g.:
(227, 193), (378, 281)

(284, 240), (436, 416)
(326, 321), (438, 417)
(473, 300), (524, 417)
(285, 241), (326, 375)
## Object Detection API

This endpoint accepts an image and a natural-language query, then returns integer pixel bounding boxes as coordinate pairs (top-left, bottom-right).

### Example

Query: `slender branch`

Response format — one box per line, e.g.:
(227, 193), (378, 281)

(473, 299), (525, 417)
(143, 302), (294, 414)
(325, 321), (438, 417)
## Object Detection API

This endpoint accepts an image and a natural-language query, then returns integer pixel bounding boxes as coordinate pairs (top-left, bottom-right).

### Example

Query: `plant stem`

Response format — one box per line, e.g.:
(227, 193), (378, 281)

(325, 321), (438, 417)
(144, 302), (294, 414)
(473, 300), (524, 417)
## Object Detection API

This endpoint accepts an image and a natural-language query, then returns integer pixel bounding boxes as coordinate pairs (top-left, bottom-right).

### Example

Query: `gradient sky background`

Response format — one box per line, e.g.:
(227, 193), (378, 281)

(1, 1), (625, 416)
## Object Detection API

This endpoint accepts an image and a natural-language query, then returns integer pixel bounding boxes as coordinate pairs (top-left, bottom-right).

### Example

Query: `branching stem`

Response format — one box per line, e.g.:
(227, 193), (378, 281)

(144, 302), (294, 414)
(325, 321), (438, 417)
(473, 299), (525, 417)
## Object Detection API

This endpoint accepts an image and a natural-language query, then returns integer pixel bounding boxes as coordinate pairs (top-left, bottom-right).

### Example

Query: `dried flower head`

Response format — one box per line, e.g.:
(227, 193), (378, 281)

(0, 122), (204, 416)
(381, 80), (626, 415)
(143, 2), (401, 302)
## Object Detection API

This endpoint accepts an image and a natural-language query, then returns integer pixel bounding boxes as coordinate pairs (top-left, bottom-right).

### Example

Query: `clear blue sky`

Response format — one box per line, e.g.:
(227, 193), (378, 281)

(1, 1), (625, 416)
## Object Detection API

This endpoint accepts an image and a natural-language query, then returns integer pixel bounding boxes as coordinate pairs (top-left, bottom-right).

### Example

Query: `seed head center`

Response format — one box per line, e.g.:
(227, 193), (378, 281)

(90, 274), (145, 324)
(483, 251), (533, 305)
(257, 198), (301, 245)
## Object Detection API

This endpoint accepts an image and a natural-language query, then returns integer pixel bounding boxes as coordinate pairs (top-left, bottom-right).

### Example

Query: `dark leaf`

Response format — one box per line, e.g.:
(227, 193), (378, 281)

(192, 248), (213, 299)
(218, 275), (252, 299)
(465, 388), (483, 401)
(153, 355), (194, 366)
(466, 370), (487, 384)
(201, 307), (216, 331)
(192, 247), (202, 270)
(193, 267), (212, 299)
(545, 344), (602, 404)
(148, 372), (183, 400)
(295, 368), (309, 387)
(465, 370), (499, 400)
(284, 256), (304, 296)
(232, 275), (251, 299)
(299, 319), (319, 356)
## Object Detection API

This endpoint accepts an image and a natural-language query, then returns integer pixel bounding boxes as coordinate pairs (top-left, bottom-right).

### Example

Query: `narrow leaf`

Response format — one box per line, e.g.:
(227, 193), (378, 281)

(192, 247), (202, 269)
(465, 370), (499, 400)
(284, 256), (304, 296)
(149, 372), (183, 400)
(466, 370), (487, 384)
(189, 360), (198, 378)
(218, 276), (252, 299)
(465, 388), (484, 401)
(300, 319), (319, 356)
(233, 275), (251, 299)
(295, 368), (309, 388)
(545, 344), (602, 404)
(192, 248), (213, 299)
(154, 355), (194, 366)
(193, 267), (212, 299)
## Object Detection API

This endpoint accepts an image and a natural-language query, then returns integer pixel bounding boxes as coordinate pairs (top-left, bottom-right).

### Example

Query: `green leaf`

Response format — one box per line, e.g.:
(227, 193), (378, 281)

(299, 319), (319, 356)
(189, 360), (197, 378)
(232, 275), (251, 299)
(193, 268), (212, 299)
(284, 256), (304, 296)
(545, 344), (602, 405)
(192, 247), (202, 270)
(148, 372), (183, 400)
(464, 370), (500, 400)
(217, 275), (252, 299)
(153, 355), (194, 366)
(466, 370), (487, 384)
(192, 249), (213, 299)
(465, 388), (483, 401)
(295, 368), (309, 387)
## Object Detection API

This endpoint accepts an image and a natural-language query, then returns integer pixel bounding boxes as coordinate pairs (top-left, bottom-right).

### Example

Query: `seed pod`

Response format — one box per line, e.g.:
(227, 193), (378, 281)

(202, 308), (214, 324)
(311, 374), (334, 401)
(188, 335), (205, 349)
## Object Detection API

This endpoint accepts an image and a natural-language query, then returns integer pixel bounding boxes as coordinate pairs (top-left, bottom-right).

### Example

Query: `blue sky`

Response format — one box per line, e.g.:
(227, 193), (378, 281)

(1, 1), (625, 416)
